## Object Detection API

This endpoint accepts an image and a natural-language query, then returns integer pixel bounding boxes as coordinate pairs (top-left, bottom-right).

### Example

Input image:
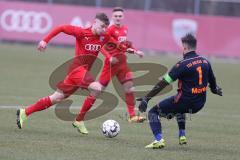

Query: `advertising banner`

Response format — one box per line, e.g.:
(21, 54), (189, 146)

(1, 1), (240, 57)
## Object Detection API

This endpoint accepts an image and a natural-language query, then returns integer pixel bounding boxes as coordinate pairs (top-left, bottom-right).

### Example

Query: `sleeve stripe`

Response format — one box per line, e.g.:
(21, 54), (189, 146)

(163, 74), (174, 83)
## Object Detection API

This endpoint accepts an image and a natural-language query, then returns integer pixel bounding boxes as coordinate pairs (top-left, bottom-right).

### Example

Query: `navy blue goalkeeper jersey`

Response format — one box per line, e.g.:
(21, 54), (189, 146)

(164, 51), (217, 106)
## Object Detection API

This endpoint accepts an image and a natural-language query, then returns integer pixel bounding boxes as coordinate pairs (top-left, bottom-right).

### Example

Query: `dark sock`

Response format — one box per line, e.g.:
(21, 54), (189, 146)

(148, 106), (162, 141)
(176, 114), (186, 137)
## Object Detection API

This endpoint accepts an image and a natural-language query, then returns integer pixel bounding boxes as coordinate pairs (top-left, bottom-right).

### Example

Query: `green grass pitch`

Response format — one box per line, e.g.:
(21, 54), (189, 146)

(0, 42), (240, 160)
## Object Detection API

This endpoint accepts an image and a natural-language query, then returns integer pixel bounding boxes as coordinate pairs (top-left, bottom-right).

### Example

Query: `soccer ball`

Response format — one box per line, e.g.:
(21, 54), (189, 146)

(102, 120), (120, 138)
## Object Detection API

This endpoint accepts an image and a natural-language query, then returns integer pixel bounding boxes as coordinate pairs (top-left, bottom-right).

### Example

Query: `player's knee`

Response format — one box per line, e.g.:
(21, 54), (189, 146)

(50, 90), (66, 103)
(88, 81), (104, 98)
(88, 81), (104, 92)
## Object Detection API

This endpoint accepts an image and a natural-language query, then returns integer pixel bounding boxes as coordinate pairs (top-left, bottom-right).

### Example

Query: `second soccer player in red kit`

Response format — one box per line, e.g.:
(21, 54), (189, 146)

(16, 13), (110, 133)
(98, 7), (145, 123)
(74, 7), (146, 134)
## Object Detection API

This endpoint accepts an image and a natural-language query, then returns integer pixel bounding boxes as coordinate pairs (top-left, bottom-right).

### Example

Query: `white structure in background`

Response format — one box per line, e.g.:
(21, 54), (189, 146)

(172, 19), (198, 47)
(0, 9), (52, 34)
(71, 16), (91, 28)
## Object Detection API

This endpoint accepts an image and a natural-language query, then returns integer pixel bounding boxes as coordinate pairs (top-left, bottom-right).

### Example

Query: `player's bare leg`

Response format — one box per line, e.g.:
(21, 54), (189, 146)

(73, 82), (104, 134)
(123, 81), (146, 123)
(16, 89), (66, 129)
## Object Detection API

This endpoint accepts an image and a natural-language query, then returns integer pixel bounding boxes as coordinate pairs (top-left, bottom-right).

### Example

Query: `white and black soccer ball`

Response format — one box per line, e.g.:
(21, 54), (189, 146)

(102, 120), (120, 138)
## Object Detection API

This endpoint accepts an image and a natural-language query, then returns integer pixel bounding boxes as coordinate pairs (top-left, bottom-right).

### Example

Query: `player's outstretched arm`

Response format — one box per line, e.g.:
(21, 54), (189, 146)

(208, 63), (223, 96)
(134, 50), (144, 58)
(125, 41), (144, 58)
(137, 78), (170, 112)
(42, 25), (82, 44)
(37, 25), (82, 52)
(37, 40), (47, 52)
(126, 48), (144, 58)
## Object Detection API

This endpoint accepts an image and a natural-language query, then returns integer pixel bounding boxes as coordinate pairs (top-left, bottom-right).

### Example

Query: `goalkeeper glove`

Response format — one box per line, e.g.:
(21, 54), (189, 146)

(136, 97), (150, 113)
(210, 85), (223, 96)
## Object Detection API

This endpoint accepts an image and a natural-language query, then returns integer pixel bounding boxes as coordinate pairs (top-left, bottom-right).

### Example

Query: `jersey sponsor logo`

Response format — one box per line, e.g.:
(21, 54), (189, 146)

(118, 36), (127, 42)
(0, 9), (52, 33)
(172, 19), (198, 47)
(84, 44), (101, 51)
(192, 86), (207, 94)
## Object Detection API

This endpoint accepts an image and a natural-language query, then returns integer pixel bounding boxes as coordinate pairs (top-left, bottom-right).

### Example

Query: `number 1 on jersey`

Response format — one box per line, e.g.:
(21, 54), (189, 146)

(196, 66), (203, 85)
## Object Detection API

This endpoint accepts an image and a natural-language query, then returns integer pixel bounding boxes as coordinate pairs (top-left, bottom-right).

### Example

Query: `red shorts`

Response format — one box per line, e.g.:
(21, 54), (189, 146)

(98, 63), (133, 86)
(57, 66), (94, 96)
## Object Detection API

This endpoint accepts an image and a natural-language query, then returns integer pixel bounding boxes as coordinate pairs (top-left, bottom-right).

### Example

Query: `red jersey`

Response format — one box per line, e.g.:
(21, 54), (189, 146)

(43, 25), (110, 70)
(107, 24), (128, 42)
(105, 24), (137, 61)
(98, 26), (135, 87)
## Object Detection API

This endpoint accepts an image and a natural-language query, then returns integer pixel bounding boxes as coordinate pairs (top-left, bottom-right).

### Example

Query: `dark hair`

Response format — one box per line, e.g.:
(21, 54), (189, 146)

(95, 13), (110, 26)
(112, 7), (124, 12)
(181, 33), (197, 49)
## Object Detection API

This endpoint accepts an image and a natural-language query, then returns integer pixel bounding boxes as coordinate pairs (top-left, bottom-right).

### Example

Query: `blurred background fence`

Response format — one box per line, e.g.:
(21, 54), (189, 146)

(8, 0), (240, 17)
(1, 0), (240, 58)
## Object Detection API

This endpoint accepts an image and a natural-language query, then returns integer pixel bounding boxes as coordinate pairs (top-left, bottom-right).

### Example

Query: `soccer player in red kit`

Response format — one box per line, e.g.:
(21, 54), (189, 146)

(16, 13), (110, 134)
(75, 7), (145, 131)
(101, 7), (146, 123)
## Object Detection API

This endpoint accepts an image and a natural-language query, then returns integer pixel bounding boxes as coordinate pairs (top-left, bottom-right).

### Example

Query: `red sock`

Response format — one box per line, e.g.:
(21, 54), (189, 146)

(76, 95), (96, 121)
(125, 92), (136, 118)
(25, 96), (52, 116)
